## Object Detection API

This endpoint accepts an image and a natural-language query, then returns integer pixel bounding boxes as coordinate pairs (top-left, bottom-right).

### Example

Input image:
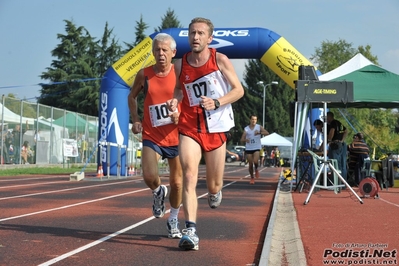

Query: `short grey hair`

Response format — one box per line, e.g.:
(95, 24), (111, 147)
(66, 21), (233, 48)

(153, 33), (176, 50)
(189, 17), (214, 36)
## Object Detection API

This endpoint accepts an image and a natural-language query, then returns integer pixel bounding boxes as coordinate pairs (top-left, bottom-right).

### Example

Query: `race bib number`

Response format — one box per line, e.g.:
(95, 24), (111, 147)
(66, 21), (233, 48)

(149, 103), (173, 127)
(184, 79), (217, 107)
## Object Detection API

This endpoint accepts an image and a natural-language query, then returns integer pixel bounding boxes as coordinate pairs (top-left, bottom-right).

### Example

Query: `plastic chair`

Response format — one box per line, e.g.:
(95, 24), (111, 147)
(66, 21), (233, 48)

(368, 160), (389, 190)
(307, 149), (340, 193)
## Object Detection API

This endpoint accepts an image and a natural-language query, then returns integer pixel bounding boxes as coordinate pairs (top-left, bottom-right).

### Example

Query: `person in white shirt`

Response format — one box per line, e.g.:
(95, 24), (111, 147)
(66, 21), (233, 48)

(240, 115), (269, 184)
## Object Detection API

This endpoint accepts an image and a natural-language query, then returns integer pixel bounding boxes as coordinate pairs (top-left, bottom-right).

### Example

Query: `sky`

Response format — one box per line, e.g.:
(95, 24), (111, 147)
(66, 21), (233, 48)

(1, 0), (398, 102)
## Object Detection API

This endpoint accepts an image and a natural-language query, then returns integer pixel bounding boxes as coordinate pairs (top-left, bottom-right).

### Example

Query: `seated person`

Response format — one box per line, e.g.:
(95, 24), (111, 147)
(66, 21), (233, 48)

(21, 140), (34, 164)
(347, 133), (369, 186)
(313, 119), (324, 151)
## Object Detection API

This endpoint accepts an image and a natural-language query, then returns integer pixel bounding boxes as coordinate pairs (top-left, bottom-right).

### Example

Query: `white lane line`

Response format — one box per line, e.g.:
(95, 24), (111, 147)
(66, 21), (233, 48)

(0, 180), (140, 201)
(0, 180), (71, 189)
(38, 179), (240, 265)
(38, 215), (157, 266)
(0, 176), (62, 182)
(379, 197), (399, 208)
(0, 188), (149, 222)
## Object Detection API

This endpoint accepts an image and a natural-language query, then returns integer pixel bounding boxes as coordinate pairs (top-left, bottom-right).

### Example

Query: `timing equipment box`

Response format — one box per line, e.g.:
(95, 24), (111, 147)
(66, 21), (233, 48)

(296, 80), (354, 103)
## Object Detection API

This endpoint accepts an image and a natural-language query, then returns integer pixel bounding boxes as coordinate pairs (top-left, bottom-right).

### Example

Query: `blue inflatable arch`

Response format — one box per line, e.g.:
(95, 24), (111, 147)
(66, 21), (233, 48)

(98, 27), (320, 175)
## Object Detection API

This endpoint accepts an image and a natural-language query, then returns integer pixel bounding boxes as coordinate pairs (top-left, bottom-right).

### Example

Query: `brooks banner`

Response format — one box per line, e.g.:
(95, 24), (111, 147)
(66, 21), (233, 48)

(98, 27), (321, 175)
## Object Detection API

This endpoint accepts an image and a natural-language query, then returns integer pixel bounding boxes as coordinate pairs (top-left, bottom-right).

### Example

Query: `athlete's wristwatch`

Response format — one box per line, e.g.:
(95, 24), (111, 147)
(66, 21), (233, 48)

(213, 99), (220, 110)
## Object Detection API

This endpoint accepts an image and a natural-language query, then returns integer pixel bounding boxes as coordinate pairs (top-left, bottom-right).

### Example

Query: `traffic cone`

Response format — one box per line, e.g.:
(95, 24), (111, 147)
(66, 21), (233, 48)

(97, 166), (104, 177)
(129, 166), (135, 176)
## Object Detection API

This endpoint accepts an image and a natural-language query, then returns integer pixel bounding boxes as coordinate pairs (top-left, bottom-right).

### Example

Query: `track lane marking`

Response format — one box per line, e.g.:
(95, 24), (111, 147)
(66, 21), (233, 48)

(0, 176), (65, 182)
(0, 180), (72, 189)
(38, 179), (241, 265)
(379, 197), (399, 207)
(0, 188), (149, 222)
(0, 179), (141, 201)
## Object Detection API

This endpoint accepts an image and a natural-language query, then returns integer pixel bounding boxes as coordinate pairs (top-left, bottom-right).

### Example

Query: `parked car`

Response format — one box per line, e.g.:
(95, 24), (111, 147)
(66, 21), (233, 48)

(226, 150), (239, 163)
(231, 145), (245, 153)
(228, 148), (244, 162)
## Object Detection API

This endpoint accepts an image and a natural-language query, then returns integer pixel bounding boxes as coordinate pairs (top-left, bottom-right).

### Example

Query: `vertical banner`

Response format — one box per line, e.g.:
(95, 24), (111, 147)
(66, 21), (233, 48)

(98, 37), (155, 175)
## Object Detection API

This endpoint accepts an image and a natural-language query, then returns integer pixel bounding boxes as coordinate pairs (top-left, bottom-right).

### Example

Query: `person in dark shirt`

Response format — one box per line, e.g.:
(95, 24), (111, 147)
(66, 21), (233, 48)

(326, 112), (348, 181)
(348, 133), (369, 186)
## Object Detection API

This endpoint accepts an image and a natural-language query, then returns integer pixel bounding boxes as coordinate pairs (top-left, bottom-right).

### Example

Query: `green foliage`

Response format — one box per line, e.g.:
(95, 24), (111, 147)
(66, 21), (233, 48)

(310, 39), (356, 73)
(229, 59), (295, 145)
(311, 40), (380, 73)
(39, 20), (123, 116)
(341, 108), (399, 156)
(154, 8), (183, 32)
(123, 14), (149, 53)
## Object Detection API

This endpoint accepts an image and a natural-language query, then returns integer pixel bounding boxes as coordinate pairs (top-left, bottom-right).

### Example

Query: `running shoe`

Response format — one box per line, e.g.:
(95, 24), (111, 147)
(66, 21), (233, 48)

(250, 178), (255, 185)
(152, 185), (168, 218)
(179, 228), (199, 251)
(207, 190), (222, 209)
(167, 218), (182, 239)
(255, 170), (260, 178)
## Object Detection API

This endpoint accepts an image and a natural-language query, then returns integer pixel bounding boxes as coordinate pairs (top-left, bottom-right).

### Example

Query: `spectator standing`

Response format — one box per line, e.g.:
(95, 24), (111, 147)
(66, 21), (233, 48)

(275, 147), (280, 167)
(259, 146), (265, 167)
(326, 112), (348, 181)
(270, 148), (275, 166)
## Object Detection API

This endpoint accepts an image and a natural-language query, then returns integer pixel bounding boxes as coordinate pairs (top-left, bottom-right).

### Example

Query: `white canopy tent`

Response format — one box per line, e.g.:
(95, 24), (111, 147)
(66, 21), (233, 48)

(261, 132), (292, 147)
(0, 102), (35, 125)
(318, 53), (374, 81)
(261, 133), (293, 163)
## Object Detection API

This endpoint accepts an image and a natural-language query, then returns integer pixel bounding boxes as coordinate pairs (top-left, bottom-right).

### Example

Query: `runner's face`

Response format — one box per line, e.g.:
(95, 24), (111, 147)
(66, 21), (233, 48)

(188, 22), (213, 53)
(250, 117), (257, 125)
(153, 40), (176, 66)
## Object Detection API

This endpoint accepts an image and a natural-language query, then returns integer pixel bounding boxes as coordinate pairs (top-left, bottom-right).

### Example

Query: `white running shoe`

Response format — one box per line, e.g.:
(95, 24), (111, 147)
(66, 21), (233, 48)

(152, 185), (168, 218)
(179, 228), (199, 251)
(167, 218), (182, 239)
(207, 190), (222, 209)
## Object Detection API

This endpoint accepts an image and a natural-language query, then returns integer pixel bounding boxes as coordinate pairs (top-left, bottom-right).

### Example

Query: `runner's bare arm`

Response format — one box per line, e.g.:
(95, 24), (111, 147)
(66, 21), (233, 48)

(215, 52), (244, 106)
(167, 59), (183, 112)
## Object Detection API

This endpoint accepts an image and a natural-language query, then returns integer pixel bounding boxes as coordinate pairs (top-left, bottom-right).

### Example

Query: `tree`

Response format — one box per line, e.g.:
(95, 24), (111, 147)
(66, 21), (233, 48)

(154, 8), (183, 32)
(229, 59), (295, 145)
(39, 20), (123, 116)
(123, 14), (149, 54)
(310, 39), (379, 73)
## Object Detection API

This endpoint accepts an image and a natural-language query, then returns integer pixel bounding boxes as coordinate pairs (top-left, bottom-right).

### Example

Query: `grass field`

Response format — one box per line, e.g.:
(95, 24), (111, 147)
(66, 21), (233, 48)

(0, 165), (98, 177)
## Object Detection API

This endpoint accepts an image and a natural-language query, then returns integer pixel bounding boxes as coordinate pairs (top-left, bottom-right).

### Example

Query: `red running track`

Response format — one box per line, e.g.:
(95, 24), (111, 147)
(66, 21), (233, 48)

(292, 184), (399, 266)
(0, 164), (280, 266)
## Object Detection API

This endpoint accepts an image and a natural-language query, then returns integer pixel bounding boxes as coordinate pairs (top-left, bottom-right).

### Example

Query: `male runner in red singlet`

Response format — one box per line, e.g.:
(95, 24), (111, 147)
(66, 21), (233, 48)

(167, 17), (244, 251)
(128, 33), (183, 239)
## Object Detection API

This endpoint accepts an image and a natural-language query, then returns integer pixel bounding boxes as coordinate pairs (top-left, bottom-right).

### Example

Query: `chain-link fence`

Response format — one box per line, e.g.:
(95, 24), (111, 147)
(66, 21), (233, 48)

(0, 95), (142, 168)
